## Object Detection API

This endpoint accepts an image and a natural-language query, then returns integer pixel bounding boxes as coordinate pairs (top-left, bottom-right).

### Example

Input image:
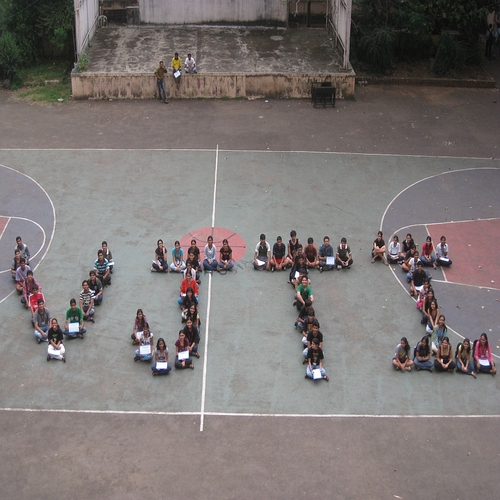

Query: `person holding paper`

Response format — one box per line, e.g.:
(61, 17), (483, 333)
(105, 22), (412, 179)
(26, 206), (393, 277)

(474, 333), (496, 375)
(435, 236), (452, 266)
(134, 323), (154, 362)
(172, 52), (182, 90)
(253, 234), (271, 271)
(47, 318), (66, 362)
(318, 236), (335, 272)
(175, 331), (194, 369)
(151, 338), (172, 376)
(183, 319), (200, 358)
(63, 298), (86, 339)
(305, 338), (329, 381)
(387, 235), (402, 264)
(131, 309), (148, 344)
(336, 237), (353, 270)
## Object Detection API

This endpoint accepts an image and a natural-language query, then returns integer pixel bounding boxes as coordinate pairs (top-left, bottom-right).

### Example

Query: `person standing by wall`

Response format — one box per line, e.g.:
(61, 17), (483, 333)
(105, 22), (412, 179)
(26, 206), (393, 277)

(172, 52), (182, 90)
(154, 61), (168, 103)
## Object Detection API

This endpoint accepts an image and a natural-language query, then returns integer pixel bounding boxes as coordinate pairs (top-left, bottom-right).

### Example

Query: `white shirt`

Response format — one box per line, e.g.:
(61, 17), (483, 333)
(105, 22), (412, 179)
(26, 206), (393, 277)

(185, 57), (196, 70)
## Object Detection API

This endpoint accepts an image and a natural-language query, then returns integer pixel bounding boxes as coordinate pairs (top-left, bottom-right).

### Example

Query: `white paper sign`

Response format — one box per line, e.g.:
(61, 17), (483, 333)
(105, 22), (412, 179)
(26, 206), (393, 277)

(140, 344), (151, 355)
(178, 350), (189, 361)
(68, 322), (79, 333)
(174, 70), (181, 78)
(156, 361), (168, 370)
(326, 256), (335, 266)
(312, 368), (322, 380)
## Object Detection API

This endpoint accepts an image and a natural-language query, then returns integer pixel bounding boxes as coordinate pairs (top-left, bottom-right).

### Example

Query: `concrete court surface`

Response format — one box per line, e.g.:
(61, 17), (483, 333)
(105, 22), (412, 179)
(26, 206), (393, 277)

(86, 26), (346, 74)
(1, 80), (500, 499)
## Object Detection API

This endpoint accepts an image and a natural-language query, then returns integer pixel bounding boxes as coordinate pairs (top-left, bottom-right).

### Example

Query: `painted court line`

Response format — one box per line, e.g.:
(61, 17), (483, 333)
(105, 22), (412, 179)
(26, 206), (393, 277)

(380, 167), (500, 232)
(429, 278), (499, 292)
(0, 216), (10, 239)
(1, 408), (498, 419)
(0, 163), (57, 272)
(199, 144), (219, 432)
(1, 148), (499, 162)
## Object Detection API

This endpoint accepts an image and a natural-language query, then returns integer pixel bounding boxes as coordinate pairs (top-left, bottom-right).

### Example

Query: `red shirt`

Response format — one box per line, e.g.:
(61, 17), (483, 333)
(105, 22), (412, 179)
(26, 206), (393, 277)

(180, 278), (198, 296)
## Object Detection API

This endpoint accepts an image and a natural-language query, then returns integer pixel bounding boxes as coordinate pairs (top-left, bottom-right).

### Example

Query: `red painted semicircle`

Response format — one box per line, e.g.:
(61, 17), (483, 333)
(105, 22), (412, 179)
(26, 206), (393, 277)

(180, 227), (246, 262)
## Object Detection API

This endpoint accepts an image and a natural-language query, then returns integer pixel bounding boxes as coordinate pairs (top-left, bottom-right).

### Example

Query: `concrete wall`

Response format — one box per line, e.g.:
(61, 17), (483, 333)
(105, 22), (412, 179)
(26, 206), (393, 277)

(74, 0), (100, 55)
(71, 71), (355, 99)
(137, 0), (287, 25)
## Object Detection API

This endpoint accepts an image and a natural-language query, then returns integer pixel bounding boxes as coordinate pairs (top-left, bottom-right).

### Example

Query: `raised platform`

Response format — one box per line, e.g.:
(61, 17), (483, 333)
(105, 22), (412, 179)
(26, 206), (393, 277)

(71, 25), (355, 99)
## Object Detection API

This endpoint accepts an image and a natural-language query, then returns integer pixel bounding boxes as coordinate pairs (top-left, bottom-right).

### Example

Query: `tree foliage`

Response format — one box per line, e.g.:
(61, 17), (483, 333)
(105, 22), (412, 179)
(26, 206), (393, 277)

(0, 0), (74, 83)
(353, 0), (490, 72)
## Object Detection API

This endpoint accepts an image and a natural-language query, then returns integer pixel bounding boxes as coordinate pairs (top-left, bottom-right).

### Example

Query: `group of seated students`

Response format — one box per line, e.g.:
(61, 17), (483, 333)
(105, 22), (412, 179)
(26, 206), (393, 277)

(13, 236), (114, 363)
(386, 233), (496, 376)
(253, 231), (353, 274)
(134, 239), (211, 375)
(151, 236), (234, 276)
(253, 230), (356, 382)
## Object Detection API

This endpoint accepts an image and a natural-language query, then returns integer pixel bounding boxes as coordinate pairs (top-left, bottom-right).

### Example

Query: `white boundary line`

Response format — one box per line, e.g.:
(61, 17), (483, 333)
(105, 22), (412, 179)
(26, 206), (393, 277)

(389, 221), (500, 291)
(428, 278), (499, 292)
(199, 144), (219, 432)
(380, 167), (500, 232)
(0, 148), (499, 161)
(0, 407), (498, 418)
(0, 216), (10, 240)
(0, 216), (47, 261)
(0, 165), (56, 269)
(0, 165), (56, 305)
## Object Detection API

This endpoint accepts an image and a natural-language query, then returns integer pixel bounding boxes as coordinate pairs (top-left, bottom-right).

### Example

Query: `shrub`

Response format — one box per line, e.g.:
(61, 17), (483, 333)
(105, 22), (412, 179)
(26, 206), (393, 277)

(358, 27), (396, 73)
(76, 53), (89, 72)
(433, 33), (467, 77)
(0, 31), (23, 85)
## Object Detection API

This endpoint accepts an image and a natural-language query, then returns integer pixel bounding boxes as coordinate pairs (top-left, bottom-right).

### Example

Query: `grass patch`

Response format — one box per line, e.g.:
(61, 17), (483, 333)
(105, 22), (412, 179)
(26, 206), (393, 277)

(17, 83), (72, 103)
(14, 59), (73, 104)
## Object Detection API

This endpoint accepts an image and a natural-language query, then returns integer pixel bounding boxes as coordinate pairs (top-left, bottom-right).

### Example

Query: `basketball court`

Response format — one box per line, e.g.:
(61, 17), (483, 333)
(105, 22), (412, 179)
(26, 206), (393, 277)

(0, 142), (498, 498)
